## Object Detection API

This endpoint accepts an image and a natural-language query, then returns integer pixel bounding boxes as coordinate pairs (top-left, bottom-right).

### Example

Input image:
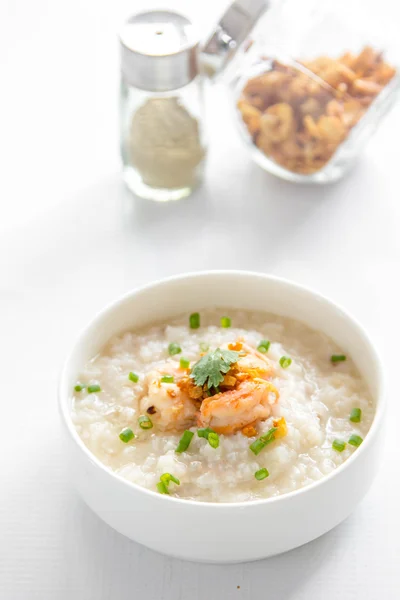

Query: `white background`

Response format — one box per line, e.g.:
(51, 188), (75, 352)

(1, 0), (399, 598)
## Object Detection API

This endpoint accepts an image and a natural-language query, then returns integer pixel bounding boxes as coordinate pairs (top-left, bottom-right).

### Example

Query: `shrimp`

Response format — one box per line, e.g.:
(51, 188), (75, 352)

(140, 361), (197, 431)
(198, 378), (279, 435)
(139, 339), (278, 435)
(225, 340), (274, 381)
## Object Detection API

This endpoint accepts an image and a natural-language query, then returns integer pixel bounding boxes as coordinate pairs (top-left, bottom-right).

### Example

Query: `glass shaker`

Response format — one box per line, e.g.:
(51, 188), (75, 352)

(202, 0), (400, 184)
(119, 11), (206, 202)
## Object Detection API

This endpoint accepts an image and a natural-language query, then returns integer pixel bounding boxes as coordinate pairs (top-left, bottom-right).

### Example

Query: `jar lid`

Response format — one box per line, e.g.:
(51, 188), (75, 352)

(201, 0), (268, 78)
(119, 10), (199, 92)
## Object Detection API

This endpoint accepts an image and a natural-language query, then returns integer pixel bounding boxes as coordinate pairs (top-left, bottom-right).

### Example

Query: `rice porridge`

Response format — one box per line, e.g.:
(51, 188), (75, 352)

(71, 309), (374, 503)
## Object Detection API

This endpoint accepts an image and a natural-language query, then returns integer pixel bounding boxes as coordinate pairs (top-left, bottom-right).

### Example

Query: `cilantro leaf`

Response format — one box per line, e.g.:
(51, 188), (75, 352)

(190, 348), (240, 389)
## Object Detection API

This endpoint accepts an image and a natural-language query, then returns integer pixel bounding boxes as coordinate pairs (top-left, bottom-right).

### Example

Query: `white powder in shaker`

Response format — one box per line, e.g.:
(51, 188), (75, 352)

(129, 97), (205, 190)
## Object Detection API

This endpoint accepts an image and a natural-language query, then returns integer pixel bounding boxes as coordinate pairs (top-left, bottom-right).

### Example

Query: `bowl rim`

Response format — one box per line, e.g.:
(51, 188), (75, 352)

(59, 270), (385, 509)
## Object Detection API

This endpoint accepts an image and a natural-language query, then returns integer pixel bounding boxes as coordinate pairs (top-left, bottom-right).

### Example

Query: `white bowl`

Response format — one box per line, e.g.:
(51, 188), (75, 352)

(59, 271), (384, 563)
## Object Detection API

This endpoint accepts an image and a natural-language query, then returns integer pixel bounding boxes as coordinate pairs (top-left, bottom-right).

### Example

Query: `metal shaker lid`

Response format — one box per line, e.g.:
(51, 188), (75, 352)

(119, 10), (199, 92)
(201, 0), (268, 78)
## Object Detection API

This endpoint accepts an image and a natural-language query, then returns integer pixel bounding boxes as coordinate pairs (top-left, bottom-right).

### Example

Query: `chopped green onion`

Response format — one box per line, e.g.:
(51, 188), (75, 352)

(197, 427), (215, 439)
(168, 342), (181, 356)
(348, 434), (363, 447)
(350, 408), (362, 423)
(255, 468), (269, 480)
(175, 430), (194, 453)
(200, 342), (209, 352)
(157, 472), (180, 494)
(157, 481), (169, 494)
(74, 384), (85, 392)
(257, 340), (270, 353)
(261, 428), (278, 443)
(129, 372), (139, 383)
(208, 432), (220, 449)
(250, 438), (267, 455)
(197, 427), (219, 448)
(332, 439), (346, 452)
(160, 473), (180, 486)
(220, 316), (231, 328)
(331, 354), (347, 363)
(119, 427), (135, 443)
(249, 427), (278, 455)
(161, 375), (174, 383)
(138, 415), (153, 430)
(279, 356), (292, 369)
(87, 384), (101, 394)
(180, 357), (190, 369)
(190, 312), (200, 329)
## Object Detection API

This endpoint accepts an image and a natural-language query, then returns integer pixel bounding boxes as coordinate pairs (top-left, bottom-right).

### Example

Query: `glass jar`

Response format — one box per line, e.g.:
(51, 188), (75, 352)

(205, 0), (400, 183)
(119, 11), (206, 202)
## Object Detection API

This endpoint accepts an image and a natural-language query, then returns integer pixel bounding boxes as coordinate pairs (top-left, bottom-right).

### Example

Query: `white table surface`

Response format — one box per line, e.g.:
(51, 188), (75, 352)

(1, 0), (400, 598)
